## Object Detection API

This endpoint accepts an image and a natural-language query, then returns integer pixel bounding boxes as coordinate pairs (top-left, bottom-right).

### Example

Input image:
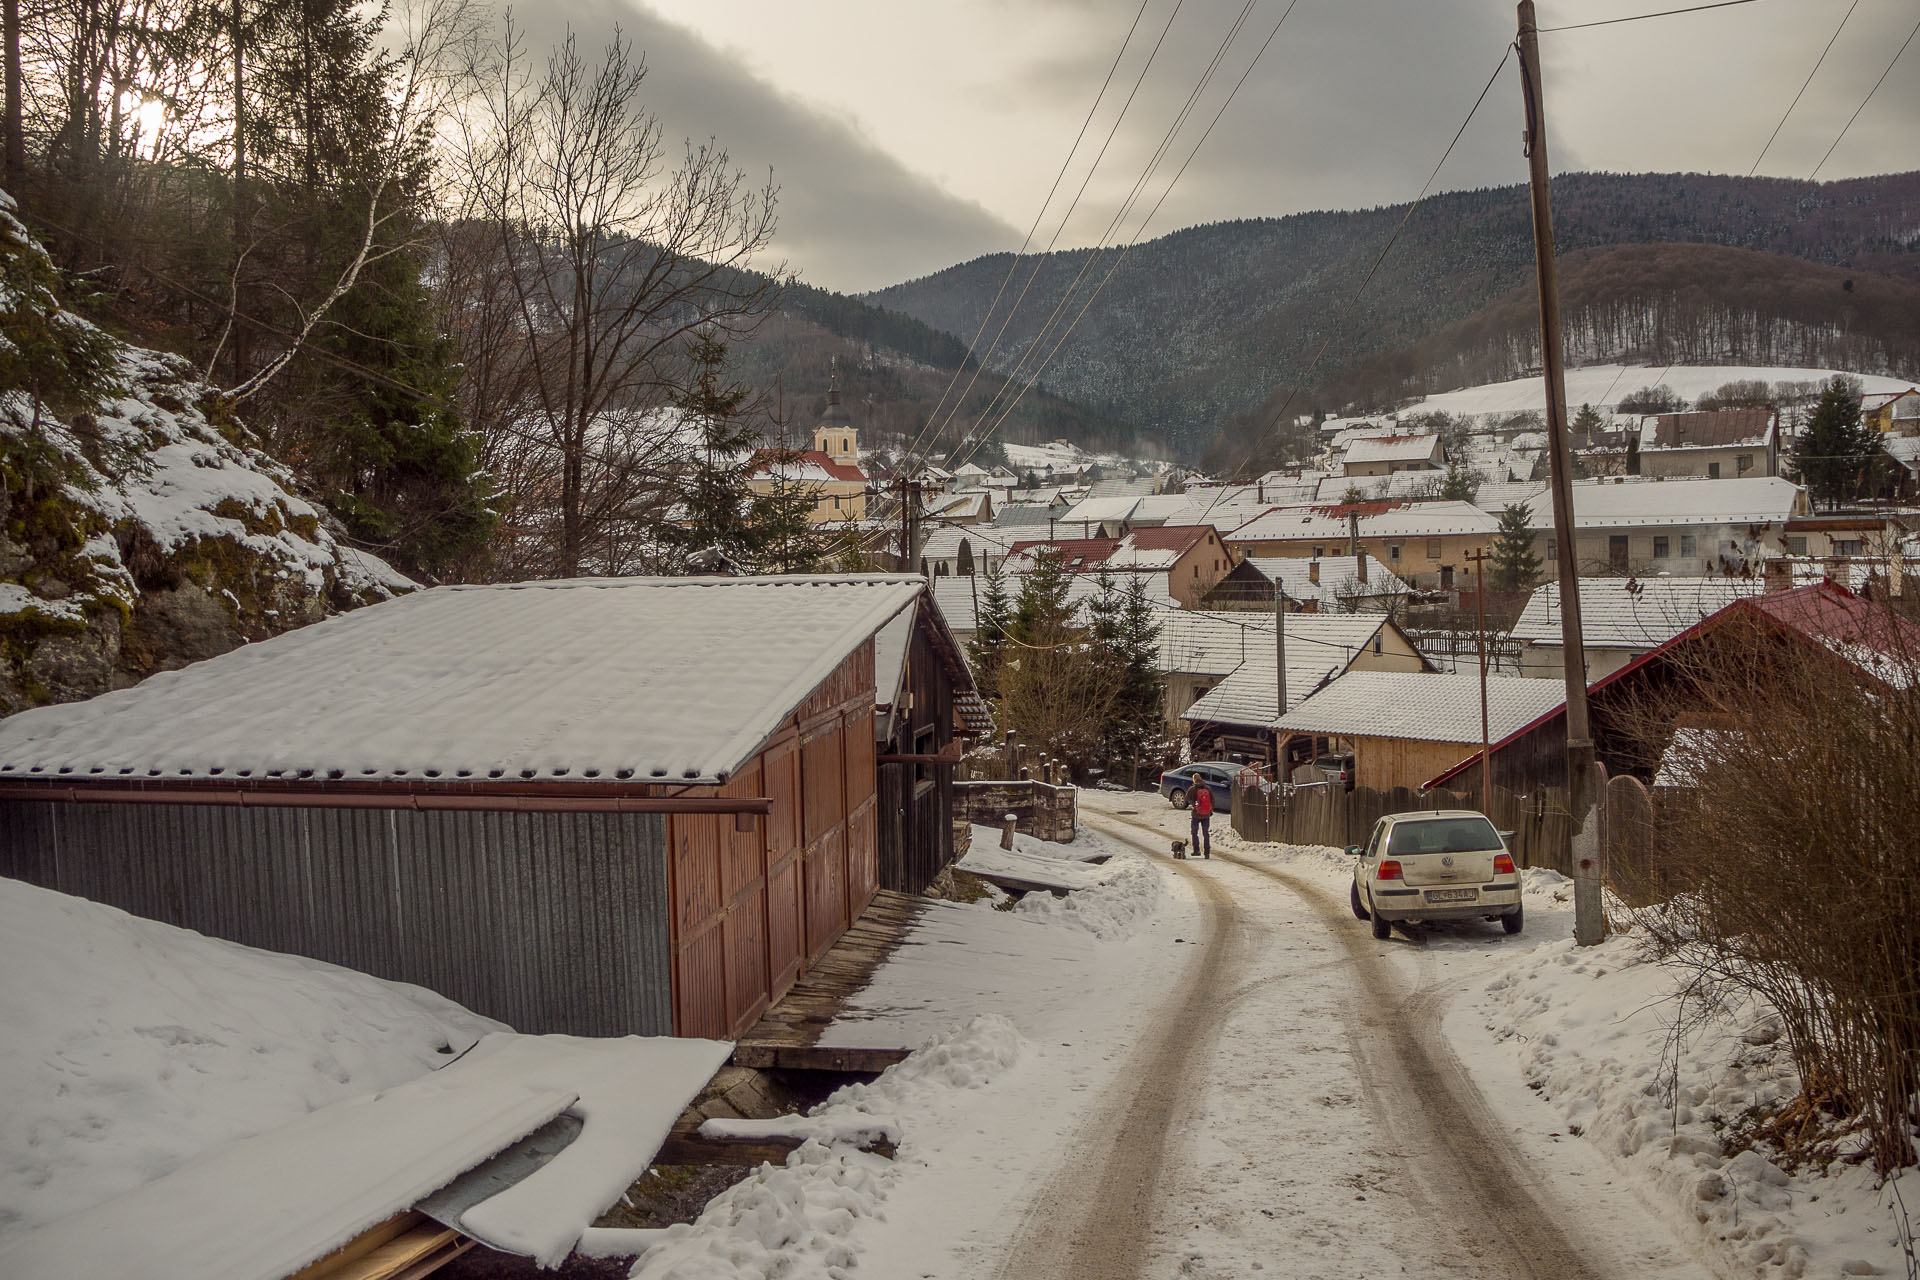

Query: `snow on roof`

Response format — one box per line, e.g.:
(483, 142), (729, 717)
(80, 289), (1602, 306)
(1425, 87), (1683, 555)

(1228, 500), (1496, 544)
(929, 573), (1177, 633)
(919, 524), (1019, 562)
(1645, 409), (1774, 450)
(1510, 576), (1762, 648)
(1273, 671), (1566, 744)
(873, 607), (915, 711)
(1343, 434), (1443, 465)
(0, 576), (926, 786)
(1179, 615), (1395, 724)
(1157, 610), (1276, 677)
(750, 449), (866, 484)
(1521, 476), (1804, 530)
(1243, 555), (1408, 605)
(1404, 364), (1920, 420)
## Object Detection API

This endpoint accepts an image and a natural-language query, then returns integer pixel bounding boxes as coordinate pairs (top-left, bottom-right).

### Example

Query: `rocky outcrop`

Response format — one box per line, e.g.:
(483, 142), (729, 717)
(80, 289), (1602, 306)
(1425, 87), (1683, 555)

(0, 195), (414, 713)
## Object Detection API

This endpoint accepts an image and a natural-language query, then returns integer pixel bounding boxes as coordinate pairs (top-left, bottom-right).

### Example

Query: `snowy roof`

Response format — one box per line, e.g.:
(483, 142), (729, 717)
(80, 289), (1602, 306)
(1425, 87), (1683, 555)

(1157, 610), (1276, 677)
(0, 576), (927, 786)
(1343, 434), (1443, 466)
(927, 573), (1177, 634)
(1510, 576), (1763, 648)
(1243, 556), (1409, 606)
(1645, 409), (1774, 451)
(1521, 477), (1804, 530)
(1179, 615), (1401, 724)
(1228, 500), (1497, 544)
(1273, 671), (1566, 744)
(750, 449), (866, 485)
(919, 524), (1019, 562)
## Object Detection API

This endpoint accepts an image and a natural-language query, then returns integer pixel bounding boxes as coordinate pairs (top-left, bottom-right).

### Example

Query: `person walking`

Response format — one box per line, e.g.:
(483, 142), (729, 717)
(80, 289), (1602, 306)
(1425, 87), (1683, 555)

(1189, 780), (1214, 859)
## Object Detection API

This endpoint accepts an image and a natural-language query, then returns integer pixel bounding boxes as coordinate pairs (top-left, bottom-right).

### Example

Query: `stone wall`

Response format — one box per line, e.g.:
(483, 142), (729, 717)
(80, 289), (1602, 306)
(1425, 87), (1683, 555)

(953, 779), (1078, 844)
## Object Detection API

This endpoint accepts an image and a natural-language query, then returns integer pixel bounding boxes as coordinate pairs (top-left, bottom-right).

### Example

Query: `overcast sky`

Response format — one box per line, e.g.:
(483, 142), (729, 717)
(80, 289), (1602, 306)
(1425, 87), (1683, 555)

(518, 0), (1919, 293)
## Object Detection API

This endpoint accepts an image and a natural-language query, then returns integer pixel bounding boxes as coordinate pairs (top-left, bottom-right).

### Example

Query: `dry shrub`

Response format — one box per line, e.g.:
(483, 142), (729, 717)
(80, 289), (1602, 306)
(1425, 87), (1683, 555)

(1613, 607), (1920, 1173)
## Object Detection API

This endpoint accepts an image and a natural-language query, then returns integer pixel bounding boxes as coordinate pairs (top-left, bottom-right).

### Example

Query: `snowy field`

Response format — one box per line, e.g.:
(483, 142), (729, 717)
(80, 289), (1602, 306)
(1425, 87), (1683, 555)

(1409, 364), (1918, 420)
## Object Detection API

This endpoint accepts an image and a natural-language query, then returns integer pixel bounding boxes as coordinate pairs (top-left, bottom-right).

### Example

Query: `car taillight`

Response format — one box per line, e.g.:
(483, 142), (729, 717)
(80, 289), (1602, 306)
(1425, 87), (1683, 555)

(1377, 860), (1403, 881)
(1494, 853), (1515, 875)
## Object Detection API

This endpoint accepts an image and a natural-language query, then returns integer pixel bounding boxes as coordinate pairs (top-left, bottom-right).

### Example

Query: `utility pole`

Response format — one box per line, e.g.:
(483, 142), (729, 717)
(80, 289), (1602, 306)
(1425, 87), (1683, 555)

(1465, 548), (1492, 816)
(1518, 0), (1602, 946)
(1273, 578), (1288, 772)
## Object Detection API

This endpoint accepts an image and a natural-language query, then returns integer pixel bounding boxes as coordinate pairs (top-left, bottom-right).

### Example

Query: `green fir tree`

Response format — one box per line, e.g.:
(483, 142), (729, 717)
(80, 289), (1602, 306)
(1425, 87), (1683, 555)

(1791, 377), (1880, 510)
(1490, 502), (1543, 592)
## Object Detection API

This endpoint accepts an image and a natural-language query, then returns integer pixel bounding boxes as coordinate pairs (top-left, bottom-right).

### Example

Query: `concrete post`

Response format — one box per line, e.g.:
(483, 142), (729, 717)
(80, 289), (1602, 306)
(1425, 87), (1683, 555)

(1001, 813), (1017, 850)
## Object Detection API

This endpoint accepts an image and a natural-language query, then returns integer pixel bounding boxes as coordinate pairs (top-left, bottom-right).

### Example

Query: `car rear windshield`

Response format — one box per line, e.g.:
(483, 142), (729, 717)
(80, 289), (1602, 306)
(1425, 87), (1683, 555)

(1386, 817), (1502, 856)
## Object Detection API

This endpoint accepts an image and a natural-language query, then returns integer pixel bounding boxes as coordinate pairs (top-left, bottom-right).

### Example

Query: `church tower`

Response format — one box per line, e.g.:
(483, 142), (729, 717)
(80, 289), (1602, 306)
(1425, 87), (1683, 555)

(813, 359), (859, 460)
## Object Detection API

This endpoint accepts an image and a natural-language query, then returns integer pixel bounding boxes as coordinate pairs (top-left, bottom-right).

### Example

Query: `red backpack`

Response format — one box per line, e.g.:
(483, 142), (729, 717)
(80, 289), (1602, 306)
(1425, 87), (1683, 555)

(1192, 785), (1215, 817)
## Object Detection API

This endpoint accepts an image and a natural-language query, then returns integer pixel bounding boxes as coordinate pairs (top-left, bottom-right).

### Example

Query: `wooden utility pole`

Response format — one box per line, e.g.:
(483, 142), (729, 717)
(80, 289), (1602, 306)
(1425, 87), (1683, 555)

(1466, 548), (1492, 816)
(1273, 579), (1288, 770)
(1518, 0), (1602, 945)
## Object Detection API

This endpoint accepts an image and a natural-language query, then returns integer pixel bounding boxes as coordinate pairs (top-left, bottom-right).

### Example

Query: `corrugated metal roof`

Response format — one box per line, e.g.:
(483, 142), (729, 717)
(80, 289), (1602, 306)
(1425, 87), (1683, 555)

(1178, 615), (1395, 724)
(1344, 434), (1444, 465)
(1243, 556), (1407, 606)
(1273, 671), (1566, 744)
(1229, 500), (1496, 543)
(0, 576), (926, 786)
(1510, 576), (1763, 647)
(1521, 476), (1804, 530)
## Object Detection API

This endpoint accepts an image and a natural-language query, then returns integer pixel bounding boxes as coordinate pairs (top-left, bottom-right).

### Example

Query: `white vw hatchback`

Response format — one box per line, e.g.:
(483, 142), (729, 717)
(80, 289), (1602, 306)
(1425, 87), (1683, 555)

(1348, 810), (1523, 939)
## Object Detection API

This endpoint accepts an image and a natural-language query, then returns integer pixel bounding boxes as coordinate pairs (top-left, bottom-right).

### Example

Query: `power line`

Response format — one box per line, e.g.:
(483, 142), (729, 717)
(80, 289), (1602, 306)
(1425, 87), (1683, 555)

(1748, 0), (1859, 176)
(1537, 0), (1760, 33)
(949, 0), (1291, 475)
(896, 0), (1157, 471)
(1809, 11), (1920, 179)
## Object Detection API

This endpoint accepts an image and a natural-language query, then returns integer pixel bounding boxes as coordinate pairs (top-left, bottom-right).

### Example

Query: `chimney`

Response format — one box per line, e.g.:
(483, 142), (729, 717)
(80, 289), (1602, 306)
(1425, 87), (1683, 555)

(1349, 511), (1365, 584)
(1308, 559), (1320, 585)
(1764, 558), (1792, 594)
(1257, 480), (1265, 502)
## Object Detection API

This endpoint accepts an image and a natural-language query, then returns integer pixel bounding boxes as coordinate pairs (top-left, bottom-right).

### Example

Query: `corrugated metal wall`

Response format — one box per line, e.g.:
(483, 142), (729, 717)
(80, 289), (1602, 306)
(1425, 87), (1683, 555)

(0, 802), (674, 1038)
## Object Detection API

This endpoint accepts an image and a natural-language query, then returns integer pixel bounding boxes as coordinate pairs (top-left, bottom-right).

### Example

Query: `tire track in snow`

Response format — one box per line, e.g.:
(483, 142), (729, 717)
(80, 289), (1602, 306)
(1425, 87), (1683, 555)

(991, 812), (1246, 1280)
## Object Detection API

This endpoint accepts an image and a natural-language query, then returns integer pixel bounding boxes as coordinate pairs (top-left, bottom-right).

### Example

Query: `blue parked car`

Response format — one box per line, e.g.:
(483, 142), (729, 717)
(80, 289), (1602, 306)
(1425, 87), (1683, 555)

(1158, 761), (1240, 814)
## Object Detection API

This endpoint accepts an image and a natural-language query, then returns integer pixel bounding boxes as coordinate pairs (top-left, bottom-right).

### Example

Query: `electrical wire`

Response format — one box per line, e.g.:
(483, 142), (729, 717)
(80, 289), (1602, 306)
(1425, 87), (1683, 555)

(895, 0), (1158, 472)
(1537, 0), (1760, 33)
(1748, 0), (1859, 175)
(1809, 11), (1920, 179)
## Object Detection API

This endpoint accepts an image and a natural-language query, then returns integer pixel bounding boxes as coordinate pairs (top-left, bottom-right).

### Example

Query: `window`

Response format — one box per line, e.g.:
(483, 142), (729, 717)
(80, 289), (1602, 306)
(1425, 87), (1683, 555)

(1439, 565), (1454, 588)
(1426, 538), (1441, 559)
(1388, 542), (1403, 562)
(1839, 540), (1865, 556)
(1546, 537), (1556, 560)
(1653, 536), (1669, 559)
(1681, 534), (1698, 558)
(1737, 454), (1753, 473)
(1312, 545), (1325, 558)
(1708, 462), (1721, 478)
(1786, 536), (1807, 556)
(1608, 535), (1629, 570)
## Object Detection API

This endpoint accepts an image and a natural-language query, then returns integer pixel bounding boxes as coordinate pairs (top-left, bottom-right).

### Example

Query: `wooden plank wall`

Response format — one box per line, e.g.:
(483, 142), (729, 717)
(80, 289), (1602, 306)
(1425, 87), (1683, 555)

(669, 641), (879, 1039)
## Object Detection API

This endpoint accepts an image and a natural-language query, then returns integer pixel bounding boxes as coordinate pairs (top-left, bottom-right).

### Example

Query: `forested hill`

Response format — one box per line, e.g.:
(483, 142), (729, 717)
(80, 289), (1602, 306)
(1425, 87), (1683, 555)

(868, 171), (1920, 456)
(727, 280), (1151, 459)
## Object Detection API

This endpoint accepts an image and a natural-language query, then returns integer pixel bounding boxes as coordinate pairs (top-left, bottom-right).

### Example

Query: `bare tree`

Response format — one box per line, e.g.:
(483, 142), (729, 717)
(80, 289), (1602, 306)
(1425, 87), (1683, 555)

(448, 20), (780, 577)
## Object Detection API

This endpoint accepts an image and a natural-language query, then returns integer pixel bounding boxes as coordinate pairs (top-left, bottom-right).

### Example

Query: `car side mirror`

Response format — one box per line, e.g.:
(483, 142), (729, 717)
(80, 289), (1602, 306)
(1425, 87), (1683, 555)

(1345, 845), (1363, 857)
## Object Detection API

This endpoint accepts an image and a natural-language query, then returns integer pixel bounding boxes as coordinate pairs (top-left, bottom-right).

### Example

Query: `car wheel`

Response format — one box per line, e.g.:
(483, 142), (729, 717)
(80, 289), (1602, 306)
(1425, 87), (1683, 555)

(1350, 880), (1370, 920)
(1502, 902), (1524, 935)
(1169, 787), (1189, 809)
(1369, 898), (1392, 940)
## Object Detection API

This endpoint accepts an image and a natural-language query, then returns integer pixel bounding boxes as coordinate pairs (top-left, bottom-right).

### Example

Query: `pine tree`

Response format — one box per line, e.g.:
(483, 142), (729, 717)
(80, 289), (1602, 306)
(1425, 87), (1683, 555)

(1490, 502), (1543, 592)
(1110, 574), (1166, 785)
(1440, 456), (1479, 502)
(1791, 377), (1878, 510)
(1010, 547), (1073, 644)
(662, 331), (791, 571)
(967, 562), (1013, 698)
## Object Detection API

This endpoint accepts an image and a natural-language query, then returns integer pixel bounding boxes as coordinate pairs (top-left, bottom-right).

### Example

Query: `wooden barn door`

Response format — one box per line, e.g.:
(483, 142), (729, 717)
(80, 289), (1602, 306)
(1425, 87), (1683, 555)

(843, 703), (879, 917)
(668, 810), (727, 1039)
(762, 731), (805, 1003)
(720, 762), (771, 1037)
(800, 716), (848, 963)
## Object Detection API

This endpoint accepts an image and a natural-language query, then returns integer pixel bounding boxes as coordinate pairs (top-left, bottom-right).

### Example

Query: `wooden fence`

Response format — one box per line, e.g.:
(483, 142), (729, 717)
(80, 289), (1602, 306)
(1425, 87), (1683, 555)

(1229, 771), (1663, 879)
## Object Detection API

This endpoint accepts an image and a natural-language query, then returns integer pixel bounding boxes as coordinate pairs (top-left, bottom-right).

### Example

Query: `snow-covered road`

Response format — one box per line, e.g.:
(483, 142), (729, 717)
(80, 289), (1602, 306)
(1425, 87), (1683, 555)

(1008, 792), (1718, 1280)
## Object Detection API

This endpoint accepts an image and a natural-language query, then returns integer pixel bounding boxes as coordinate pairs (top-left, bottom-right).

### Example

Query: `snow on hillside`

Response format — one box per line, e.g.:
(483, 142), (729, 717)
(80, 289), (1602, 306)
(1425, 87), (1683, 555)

(1410, 364), (1918, 420)
(0, 194), (414, 711)
(0, 877), (502, 1240)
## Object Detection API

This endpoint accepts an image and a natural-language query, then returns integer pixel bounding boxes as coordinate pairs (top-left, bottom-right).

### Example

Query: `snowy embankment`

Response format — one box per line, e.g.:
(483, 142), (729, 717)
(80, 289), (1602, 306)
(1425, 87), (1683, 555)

(1410, 362), (1917, 420)
(0, 876), (500, 1239)
(624, 819), (1179, 1279)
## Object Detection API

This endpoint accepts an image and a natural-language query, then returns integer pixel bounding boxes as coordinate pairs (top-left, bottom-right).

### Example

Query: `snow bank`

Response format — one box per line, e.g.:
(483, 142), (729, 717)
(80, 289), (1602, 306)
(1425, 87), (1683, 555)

(629, 1016), (1025, 1279)
(1008, 855), (1165, 940)
(0, 876), (500, 1240)
(1478, 926), (1916, 1280)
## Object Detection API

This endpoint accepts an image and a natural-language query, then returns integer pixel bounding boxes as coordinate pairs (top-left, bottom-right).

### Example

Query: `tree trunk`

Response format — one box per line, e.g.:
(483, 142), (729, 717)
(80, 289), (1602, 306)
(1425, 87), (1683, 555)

(2, 0), (22, 189)
(230, 0), (248, 386)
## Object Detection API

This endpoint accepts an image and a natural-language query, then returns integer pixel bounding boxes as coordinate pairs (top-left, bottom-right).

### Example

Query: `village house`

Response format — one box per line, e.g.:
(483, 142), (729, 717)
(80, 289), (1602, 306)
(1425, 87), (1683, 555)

(0, 576), (980, 1042)
(1005, 525), (1233, 608)
(1341, 433), (1446, 477)
(1524, 475), (1808, 577)
(1200, 553), (1409, 614)
(1224, 501), (1498, 592)
(1179, 614), (1433, 765)
(747, 380), (869, 523)
(918, 524), (1020, 577)
(1427, 578), (1920, 797)
(1509, 575), (1763, 681)
(1780, 511), (1911, 560)
(1269, 670), (1567, 791)
(1636, 409), (1779, 479)
(1863, 387), (1920, 433)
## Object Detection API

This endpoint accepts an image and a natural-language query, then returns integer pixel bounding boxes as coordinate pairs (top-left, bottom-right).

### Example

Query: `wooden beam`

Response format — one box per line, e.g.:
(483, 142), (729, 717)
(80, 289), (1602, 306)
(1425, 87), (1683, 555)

(728, 1044), (910, 1073)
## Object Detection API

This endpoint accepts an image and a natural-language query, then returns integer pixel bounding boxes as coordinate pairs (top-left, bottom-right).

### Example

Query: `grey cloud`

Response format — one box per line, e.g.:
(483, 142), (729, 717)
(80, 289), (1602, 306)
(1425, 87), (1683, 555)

(503, 0), (1022, 292)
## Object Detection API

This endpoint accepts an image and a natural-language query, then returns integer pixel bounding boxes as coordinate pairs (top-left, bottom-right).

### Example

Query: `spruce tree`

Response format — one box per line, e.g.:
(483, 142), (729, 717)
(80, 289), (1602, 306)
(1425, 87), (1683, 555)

(1111, 574), (1166, 785)
(1010, 547), (1074, 644)
(662, 331), (785, 570)
(1791, 377), (1877, 510)
(1440, 457), (1479, 502)
(967, 562), (1013, 698)
(1489, 502), (1543, 592)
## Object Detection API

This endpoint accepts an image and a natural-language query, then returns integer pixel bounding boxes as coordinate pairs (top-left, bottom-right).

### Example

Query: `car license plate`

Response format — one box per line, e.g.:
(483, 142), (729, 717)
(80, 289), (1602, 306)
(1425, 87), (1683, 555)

(1426, 888), (1478, 903)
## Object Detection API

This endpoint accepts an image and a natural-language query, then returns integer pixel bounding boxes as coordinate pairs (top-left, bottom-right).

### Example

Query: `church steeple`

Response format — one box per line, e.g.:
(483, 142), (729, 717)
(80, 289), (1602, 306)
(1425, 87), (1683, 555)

(814, 357), (858, 458)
